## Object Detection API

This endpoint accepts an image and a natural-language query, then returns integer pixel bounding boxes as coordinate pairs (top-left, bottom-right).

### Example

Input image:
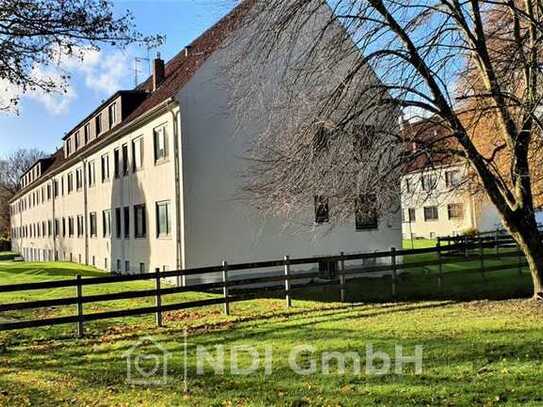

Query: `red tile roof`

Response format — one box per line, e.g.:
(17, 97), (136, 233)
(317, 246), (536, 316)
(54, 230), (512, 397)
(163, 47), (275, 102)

(12, 0), (254, 200)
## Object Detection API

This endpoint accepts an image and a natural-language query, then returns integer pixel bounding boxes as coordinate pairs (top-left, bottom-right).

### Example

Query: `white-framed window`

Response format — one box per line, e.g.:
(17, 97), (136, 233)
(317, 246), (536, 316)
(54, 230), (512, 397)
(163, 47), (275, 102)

(122, 143), (129, 176)
(67, 172), (74, 193)
(153, 125), (168, 162)
(424, 206), (439, 222)
(101, 153), (110, 182)
(114, 148), (120, 178)
(156, 200), (171, 237)
(89, 212), (97, 237)
(87, 161), (96, 187)
(102, 210), (112, 237)
(134, 204), (146, 238)
(75, 167), (83, 190)
(447, 203), (464, 220)
(421, 174), (437, 192)
(132, 136), (144, 172)
(445, 170), (461, 188)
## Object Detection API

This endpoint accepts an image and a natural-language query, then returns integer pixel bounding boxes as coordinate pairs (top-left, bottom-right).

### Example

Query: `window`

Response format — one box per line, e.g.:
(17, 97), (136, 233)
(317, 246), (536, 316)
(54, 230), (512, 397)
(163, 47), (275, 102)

(95, 113), (102, 136)
(125, 261), (130, 273)
(353, 125), (375, 158)
(108, 102), (117, 128)
(89, 212), (97, 237)
(313, 127), (330, 154)
(153, 126), (168, 162)
(448, 203), (464, 220)
(62, 217), (66, 237)
(134, 204), (147, 238)
(140, 263), (145, 273)
(75, 132), (80, 150)
(47, 184), (51, 200)
(84, 123), (90, 144)
(117, 259), (121, 273)
(122, 144), (129, 176)
(77, 215), (84, 237)
(424, 206), (439, 221)
(54, 219), (60, 237)
(76, 168), (83, 190)
(314, 195), (329, 224)
(405, 178), (411, 193)
(355, 195), (378, 230)
(102, 210), (112, 237)
(88, 161), (96, 187)
(156, 201), (171, 237)
(48, 220), (52, 237)
(61, 176), (65, 195)
(66, 138), (72, 156)
(101, 154), (110, 182)
(114, 149), (120, 178)
(445, 170), (461, 188)
(421, 174), (437, 192)
(124, 206), (130, 238)
(408, 208), (416, 222)
(68, 217), (74, 237)
(67, 173), (73, 193)
(115, 208), (122, 238)
(132, 137), (144, 172)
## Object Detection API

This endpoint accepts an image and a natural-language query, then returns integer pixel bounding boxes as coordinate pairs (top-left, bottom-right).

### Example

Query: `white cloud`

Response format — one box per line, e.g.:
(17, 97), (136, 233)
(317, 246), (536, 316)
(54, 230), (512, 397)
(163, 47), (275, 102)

(0, 45), (132, 115)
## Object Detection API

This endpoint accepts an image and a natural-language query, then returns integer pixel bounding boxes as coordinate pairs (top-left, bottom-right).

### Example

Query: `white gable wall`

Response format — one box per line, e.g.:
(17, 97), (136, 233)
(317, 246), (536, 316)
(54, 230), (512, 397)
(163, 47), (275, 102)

(176, 3), (402, 274)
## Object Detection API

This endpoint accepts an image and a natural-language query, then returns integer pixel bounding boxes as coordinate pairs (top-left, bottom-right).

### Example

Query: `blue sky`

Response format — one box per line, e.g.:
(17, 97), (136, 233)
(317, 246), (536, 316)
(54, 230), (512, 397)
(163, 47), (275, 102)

(0, 0), (238, 155)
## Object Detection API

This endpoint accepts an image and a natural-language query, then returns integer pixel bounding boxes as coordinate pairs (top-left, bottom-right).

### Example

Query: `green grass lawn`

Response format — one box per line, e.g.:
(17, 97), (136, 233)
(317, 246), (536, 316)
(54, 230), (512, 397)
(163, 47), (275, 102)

(403, 238), (437, 249)
(0, 259), (541, 405)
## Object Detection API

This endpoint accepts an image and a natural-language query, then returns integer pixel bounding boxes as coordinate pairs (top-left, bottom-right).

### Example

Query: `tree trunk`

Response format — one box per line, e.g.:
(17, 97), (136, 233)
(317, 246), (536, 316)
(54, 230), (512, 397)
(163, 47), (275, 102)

(503, 214), (543, 298)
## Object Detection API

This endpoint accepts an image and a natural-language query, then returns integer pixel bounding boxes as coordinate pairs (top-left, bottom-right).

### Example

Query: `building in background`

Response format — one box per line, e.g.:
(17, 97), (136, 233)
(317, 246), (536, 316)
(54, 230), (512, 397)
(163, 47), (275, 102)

(9, 1), (402, 281)
(401, 119), (501, 240)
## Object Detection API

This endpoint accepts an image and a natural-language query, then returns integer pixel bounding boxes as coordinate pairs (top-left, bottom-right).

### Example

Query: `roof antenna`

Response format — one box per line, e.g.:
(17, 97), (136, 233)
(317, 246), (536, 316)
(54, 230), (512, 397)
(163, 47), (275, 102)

(133, 46), (152, 87)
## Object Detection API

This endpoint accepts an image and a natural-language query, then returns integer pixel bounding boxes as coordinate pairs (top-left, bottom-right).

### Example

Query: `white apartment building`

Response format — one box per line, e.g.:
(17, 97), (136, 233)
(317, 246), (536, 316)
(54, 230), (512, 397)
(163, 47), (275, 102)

(9, 1), (402, 280)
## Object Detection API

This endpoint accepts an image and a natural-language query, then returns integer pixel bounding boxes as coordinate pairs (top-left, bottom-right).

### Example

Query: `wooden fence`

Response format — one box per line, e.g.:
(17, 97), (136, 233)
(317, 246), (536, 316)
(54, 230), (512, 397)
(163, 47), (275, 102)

(0, 235), (531, 337)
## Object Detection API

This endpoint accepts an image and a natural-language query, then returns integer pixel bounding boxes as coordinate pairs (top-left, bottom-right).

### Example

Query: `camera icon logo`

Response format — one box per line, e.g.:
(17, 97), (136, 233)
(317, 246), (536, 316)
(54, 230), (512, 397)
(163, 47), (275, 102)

(125, 336), (171, 386)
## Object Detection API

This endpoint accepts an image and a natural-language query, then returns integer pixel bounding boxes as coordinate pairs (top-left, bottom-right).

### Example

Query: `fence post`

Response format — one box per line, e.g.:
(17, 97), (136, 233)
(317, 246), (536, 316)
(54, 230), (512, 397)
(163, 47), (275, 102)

(222, 261), (230, 315)
(75, 275), (84, 338)
(391, 247), (397, 299)
(155, 268), (163, 327)
(284, 255), (291, 308)
(480, 235), (486, 281)
(339, 251), (346, 303)
(437, 239), (443, 289)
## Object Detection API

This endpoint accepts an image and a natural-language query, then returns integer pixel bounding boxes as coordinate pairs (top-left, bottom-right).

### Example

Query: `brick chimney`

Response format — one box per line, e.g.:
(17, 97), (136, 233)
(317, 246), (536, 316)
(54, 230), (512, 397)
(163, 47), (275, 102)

(152, 53), (165, 91)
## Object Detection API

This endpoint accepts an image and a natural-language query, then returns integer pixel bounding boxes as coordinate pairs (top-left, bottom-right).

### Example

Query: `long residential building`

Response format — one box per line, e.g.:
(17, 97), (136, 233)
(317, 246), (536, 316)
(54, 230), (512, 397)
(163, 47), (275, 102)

(9, 1), (402, 281)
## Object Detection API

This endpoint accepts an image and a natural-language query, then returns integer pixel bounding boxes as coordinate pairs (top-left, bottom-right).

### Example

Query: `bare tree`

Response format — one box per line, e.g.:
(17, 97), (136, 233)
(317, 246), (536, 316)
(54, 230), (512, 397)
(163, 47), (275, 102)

(231, 0), (543, 299)
(0, 0), (162, 111)
(0, 149), (46, 237)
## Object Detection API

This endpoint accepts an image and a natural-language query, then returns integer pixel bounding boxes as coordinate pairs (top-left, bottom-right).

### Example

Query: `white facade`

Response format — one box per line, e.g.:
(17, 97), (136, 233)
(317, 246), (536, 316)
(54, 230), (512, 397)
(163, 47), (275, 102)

(401, 164), (501, 239)
(9, 2), (402, 279)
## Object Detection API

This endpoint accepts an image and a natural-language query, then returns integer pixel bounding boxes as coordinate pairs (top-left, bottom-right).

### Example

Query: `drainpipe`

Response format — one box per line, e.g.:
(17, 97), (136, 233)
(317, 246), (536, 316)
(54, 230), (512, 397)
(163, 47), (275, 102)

(82, 159), (89, 265)
(170, 104), (184, 286)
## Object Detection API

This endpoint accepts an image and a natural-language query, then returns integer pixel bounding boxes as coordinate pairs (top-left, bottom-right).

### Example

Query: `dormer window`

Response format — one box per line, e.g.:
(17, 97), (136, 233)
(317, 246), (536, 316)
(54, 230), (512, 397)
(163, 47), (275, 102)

(66, 138), (72, 156)
(96, 113), (102, 136)
(84, 123), (90, 144)
(75, 132), (80, 150)
(108, 102), (117, 128)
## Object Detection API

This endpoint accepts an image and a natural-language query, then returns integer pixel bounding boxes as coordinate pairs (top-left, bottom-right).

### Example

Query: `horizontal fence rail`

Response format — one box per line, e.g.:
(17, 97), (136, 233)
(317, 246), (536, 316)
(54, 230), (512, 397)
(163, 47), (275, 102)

(0, 233), (536, 337)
